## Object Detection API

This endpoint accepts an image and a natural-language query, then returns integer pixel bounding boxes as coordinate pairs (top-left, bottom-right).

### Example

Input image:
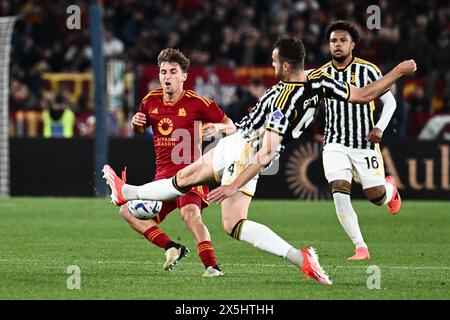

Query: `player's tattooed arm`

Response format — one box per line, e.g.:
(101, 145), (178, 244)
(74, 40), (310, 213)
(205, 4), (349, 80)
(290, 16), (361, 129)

(349, 59), (416, 104)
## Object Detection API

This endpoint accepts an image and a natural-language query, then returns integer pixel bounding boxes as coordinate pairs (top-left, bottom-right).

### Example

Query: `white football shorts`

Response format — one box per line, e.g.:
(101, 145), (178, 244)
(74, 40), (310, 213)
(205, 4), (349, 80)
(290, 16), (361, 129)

(212, 132), (258, 197)
(322, 143), (385, 189)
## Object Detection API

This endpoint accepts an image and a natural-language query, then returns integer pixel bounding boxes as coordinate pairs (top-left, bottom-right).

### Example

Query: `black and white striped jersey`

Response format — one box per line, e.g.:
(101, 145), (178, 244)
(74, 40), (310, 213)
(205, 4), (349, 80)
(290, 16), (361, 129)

(235, 71), (350, 154)
(319, 57), (384, 150)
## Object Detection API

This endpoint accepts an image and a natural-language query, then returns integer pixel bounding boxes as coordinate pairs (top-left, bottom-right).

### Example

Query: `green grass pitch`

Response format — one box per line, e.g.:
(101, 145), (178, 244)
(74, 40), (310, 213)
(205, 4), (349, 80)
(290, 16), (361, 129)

(0, 198), (449, 299)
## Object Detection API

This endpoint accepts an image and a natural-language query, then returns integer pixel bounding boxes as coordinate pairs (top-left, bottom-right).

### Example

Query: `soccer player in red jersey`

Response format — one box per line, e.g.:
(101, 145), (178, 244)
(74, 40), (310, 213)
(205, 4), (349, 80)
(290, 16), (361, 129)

(119, 48), (235, 277)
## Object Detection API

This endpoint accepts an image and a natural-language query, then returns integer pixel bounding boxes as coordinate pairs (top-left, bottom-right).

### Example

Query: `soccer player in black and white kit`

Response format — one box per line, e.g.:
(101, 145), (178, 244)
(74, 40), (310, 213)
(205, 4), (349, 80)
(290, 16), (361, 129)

(103, 37), (416, 285)
(316, 21), (401, 261)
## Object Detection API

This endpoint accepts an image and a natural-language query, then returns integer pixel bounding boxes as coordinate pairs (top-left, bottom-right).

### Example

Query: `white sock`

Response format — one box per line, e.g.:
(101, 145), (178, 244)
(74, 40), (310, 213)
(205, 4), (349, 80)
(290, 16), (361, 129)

(121, 183), (139, 200)
(239, 220), (293, 259)
(383, 182), (394, 205)
(122, 178), (184, 201)
(286, 247), (303, 268)
(333, 193), (367, 248)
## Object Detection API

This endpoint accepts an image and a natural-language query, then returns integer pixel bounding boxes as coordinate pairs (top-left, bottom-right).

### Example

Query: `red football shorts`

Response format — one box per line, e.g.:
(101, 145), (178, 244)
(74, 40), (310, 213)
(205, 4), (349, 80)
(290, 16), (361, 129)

(152, 185), (209, 224)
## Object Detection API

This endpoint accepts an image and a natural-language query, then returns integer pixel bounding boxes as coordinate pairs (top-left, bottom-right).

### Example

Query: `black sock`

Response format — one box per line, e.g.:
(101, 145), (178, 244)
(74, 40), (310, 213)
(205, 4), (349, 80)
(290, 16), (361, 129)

(164, 241), (180, 250)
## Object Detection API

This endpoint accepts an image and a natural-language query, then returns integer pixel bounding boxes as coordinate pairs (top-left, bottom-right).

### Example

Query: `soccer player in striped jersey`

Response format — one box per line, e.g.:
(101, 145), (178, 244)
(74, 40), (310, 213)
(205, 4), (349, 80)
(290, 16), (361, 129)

(317, 21), (401, 260)
(103, 37), (416, 285)
(119, 48), (235, 277)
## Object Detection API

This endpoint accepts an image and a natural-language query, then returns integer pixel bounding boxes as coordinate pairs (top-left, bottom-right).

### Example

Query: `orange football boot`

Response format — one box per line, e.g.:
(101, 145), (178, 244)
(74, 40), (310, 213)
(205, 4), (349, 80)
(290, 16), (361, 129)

(301, 247), (332, 285)
(348, 247), (371, 261)
(102, 164), (127, 206)
(386, 176), (401, 215)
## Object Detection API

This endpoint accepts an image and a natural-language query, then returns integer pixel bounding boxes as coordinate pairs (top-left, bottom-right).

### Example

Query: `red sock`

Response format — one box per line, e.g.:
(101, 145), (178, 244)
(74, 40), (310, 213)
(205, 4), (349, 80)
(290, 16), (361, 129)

(197, 241), (218, 268)
(143, 226), (172, 249)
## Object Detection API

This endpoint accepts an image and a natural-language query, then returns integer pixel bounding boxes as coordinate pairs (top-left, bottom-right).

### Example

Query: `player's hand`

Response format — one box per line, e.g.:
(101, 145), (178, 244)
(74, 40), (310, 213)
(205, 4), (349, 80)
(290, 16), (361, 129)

(314, 133), (324, 143)
(202, 123), (218, 138)
(207, 185), (238, 204)
(396, 59), (417, 76)
(366, 127), (383, 143)
(131, 112), (147, 127)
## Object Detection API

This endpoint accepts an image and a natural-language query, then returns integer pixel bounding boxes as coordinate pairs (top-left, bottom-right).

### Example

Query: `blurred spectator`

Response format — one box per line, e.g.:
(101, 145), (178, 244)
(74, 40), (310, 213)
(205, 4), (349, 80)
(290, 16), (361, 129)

(3, 0), (449, 137)
(225, 87), (257, 123)
(440, 94), (450, 115)
(153, 2), (180, 36)
(378, 84), (408, 138)
(406, 86), (432, 137)
(64, 33), (91, 72)
(42, 92), (75, 138)
(75, 93), (95, 137)
(10, 79), (38, 111)
(103, 29), (125, 57)
(248, 76), (266, 100)
(84, 29), (124, 59)
(9, 79), (40, 137)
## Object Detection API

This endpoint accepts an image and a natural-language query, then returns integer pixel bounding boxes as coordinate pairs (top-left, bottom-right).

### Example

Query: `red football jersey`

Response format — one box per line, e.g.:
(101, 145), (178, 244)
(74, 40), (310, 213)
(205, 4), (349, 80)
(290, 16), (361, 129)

(140, 88), (225, 179)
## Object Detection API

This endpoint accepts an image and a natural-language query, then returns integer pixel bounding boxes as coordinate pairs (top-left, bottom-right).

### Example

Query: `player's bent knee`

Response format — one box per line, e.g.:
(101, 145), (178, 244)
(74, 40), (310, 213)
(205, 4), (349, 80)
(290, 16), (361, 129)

(181, 209), (201, 225)
(222, 212), (240, 235)
(225, 218), (247, 240)
(222, 221), (234, 235)
(369, 193), (387, 206)
(365, 186), (386, 206)
(330, 185), (351, 197)
(221, 215), (235, 235)
(180, 204), (202, 223)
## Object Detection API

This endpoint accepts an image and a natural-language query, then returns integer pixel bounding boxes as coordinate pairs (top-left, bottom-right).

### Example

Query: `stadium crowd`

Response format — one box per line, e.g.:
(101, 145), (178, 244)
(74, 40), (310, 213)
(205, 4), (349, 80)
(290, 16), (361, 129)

(2, 0), (450, 138)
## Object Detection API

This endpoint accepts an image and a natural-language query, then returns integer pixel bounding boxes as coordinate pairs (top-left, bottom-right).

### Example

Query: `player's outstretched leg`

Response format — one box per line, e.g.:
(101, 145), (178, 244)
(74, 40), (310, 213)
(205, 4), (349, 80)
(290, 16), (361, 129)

(221, 193), (332, 285)
(102, 164), (186, 205)
(386, 176), (401, 214)
(230, 218), (332, 285)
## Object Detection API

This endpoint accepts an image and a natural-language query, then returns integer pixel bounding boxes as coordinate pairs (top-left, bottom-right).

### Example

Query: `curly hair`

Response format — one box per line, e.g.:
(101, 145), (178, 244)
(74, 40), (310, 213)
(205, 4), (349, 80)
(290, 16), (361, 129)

(325, 20), (359, 43)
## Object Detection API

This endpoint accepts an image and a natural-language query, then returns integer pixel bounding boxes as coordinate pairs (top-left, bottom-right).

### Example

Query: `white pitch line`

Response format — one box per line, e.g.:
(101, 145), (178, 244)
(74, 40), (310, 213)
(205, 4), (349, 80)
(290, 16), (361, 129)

(0, 258), (449, 270)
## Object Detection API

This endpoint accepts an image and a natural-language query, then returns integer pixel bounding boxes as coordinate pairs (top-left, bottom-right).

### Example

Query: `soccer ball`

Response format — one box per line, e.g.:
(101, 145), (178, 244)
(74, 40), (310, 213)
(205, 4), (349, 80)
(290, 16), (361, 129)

(127, 200), (162, 220)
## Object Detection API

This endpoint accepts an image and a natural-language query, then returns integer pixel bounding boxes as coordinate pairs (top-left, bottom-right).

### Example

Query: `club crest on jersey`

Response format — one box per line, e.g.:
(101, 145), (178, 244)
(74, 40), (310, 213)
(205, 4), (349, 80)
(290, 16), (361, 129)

(151, 108), (158, 114)
(271, 110), (284, 123)
(178, 108), (187, 117)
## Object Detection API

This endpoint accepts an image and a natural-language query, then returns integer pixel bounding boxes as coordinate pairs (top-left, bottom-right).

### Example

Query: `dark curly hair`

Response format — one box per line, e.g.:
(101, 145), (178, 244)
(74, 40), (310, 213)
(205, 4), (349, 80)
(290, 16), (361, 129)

(325, 21), (359, 43)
